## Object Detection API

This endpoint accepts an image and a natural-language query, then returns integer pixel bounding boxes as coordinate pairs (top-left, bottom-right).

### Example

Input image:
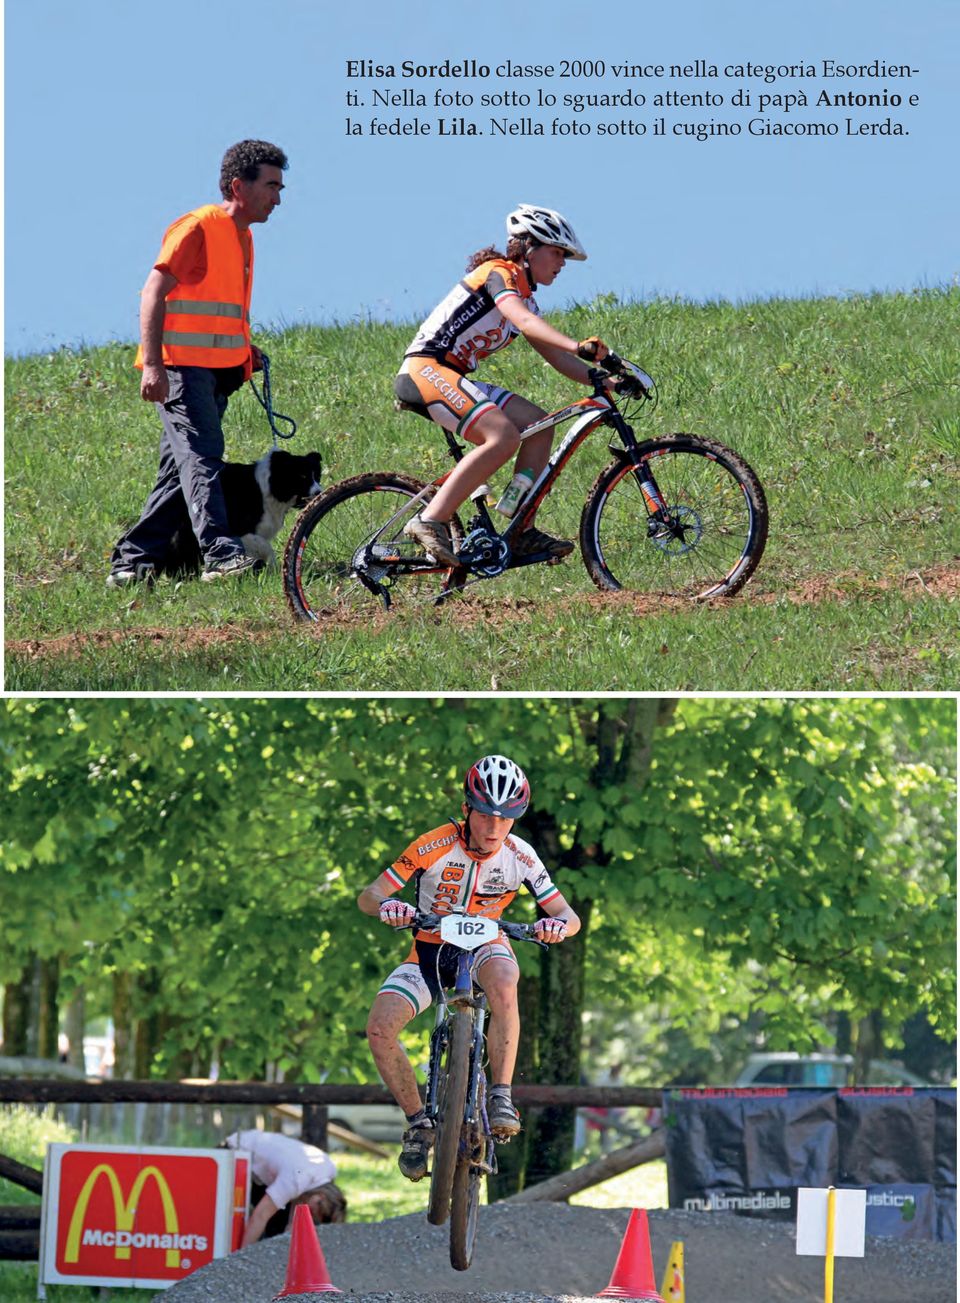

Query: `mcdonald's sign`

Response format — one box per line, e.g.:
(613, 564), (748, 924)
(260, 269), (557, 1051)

(40, 1144), (249, 1290)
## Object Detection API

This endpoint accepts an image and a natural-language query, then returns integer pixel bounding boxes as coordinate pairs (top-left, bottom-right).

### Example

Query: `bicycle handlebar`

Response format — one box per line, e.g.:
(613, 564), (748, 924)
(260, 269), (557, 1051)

(409, 911), (550, 949)
(588, 350), (657, 403)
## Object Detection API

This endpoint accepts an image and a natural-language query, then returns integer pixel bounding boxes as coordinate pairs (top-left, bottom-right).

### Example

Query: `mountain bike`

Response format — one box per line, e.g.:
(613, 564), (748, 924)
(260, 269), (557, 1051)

(410, 909), (547, 1271)
(282, 353), (768, 620)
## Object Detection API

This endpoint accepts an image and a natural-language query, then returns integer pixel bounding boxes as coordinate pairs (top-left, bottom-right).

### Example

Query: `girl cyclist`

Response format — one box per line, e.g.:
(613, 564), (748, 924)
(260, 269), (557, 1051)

(395, 203), (611, 565)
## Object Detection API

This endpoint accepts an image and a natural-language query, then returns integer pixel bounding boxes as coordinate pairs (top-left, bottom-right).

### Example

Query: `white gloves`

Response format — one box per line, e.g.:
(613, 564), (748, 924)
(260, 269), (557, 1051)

(533, 917), (568, 942)
(379, 900), (416, 927)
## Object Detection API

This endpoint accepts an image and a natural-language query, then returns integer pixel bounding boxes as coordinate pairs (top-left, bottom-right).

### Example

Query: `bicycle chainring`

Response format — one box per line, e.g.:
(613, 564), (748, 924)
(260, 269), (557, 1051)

(457, 527), (511, 577)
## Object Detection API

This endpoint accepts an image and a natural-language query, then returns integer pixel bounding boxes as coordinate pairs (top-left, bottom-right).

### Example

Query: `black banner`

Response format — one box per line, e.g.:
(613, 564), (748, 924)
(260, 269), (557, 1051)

(664, 1087), (956, 1242)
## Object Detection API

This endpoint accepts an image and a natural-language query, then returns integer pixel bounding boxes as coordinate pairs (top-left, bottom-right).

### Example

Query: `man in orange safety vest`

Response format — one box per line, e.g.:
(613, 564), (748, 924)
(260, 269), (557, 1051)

(108, 139), (287, 586)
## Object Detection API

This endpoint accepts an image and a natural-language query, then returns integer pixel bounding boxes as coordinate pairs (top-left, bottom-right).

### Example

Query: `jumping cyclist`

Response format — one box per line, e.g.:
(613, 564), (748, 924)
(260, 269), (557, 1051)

(394, 204), (612, 566)
(358, 754), (580, 1181)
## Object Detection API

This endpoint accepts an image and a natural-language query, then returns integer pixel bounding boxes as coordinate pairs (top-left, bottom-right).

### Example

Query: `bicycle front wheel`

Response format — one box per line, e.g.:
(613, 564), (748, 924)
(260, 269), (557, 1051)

(282, 472), (463, 621)
(449, 1076), (485, 1270)
(581, 435), (768, 599)
(427, 1011), (472, 1227)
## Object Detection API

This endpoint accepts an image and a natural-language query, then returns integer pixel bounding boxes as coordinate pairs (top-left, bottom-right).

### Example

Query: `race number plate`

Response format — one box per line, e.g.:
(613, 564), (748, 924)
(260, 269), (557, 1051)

(439, 914), (499, 950)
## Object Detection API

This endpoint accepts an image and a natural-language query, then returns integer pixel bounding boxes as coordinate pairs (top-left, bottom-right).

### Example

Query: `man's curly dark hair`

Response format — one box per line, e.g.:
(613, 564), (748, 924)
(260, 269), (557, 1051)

(219, 140), (288, 199)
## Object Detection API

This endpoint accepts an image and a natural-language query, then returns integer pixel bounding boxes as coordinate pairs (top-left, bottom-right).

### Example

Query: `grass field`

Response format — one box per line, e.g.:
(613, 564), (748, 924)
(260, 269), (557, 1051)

(6, 289), (958, 690)
(0, 1106), (666, 1302)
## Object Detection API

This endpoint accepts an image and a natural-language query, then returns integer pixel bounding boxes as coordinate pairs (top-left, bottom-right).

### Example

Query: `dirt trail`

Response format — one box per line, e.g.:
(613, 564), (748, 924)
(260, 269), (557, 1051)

(155, 1203), (956, 1303)
(8, 563), (958, 662)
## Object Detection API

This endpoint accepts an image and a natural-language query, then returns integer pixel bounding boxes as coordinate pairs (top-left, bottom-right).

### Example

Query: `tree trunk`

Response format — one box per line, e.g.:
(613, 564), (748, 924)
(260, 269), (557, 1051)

(135, 969), (163, 1078)
(1, 969), (32, 1058)
(112, 970), (135, 1078)
(64, 986), (86, 1072)
(157, 1011), (193, 1080)
(853, 1010), (883, 1082)
(2, 961), (34, 1057)
(835, 1010), (852, 1056)
(37, 957), (60, 1061)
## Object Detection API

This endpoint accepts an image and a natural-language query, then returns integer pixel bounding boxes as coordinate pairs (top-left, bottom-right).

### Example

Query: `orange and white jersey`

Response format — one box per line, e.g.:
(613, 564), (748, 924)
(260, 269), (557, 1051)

(378, 820), (561, 942)
(404, 259), (540, 374)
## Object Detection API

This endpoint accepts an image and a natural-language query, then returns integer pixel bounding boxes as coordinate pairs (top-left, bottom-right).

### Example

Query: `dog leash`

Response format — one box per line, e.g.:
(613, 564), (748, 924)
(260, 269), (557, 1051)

(249, 352), (297, 447)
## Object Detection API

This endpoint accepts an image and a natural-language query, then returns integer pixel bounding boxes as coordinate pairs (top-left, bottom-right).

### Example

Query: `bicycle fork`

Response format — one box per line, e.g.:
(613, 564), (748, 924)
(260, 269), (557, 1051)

(427, 987), (497, 1176)
(607, 444), (685, 544)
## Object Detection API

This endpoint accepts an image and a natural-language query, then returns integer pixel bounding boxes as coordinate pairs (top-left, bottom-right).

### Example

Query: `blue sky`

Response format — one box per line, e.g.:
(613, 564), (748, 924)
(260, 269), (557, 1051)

(4, 0), (957, 357)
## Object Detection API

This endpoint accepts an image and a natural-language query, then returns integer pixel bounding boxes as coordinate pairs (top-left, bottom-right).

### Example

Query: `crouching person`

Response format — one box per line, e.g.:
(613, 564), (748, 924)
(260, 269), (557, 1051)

(223, 1129), (346, 1246)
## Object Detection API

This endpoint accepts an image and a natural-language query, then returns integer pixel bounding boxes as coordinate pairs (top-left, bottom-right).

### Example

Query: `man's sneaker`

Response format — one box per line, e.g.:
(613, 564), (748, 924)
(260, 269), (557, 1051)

(511, 526), (574, 559)
(487, 1091), (521, 1138)
(106, 563), (156, 589)
(398, 1117), (436, 1181)
(200, 553), (258, 582)
(402, 515), (458, 566)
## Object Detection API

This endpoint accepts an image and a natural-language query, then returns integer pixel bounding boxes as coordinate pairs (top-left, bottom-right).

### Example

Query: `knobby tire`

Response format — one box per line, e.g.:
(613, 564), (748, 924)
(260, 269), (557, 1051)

(427, 1011), (473, 1227)
(449, 1075), (485, 1270)
(580, 435), (768, 599)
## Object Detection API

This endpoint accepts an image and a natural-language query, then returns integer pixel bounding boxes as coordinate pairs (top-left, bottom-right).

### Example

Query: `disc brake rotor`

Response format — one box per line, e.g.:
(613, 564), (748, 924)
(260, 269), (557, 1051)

(649, 505), (703, 555)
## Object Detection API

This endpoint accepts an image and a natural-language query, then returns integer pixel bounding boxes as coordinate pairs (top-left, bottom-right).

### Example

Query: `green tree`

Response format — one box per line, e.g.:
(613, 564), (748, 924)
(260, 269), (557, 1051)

(0, 697), (954, 1193)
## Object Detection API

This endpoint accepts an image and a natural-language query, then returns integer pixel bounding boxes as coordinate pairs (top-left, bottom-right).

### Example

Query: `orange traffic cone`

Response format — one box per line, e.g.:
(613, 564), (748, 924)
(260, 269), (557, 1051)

(273, 1204), (341, 1298)
(597, 1208), (666, 1301)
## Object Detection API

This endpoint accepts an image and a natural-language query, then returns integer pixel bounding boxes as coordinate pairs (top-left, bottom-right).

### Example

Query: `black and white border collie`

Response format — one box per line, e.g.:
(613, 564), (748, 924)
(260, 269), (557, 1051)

(164, 448), (322, 577)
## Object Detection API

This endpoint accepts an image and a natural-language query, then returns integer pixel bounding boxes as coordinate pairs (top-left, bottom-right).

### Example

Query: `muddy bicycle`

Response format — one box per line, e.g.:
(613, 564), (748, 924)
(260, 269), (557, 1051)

(282, 353), (768, 620)
(409, 909), (547, 1271)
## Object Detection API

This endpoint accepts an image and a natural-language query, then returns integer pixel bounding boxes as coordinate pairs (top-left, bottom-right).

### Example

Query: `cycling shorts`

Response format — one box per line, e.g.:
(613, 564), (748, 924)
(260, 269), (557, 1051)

(395, 358), (518, 439)
(377, 937), (518, 1018)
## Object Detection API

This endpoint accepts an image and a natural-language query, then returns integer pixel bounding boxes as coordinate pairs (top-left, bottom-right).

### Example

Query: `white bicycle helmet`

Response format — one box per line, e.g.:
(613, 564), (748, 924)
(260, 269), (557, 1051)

(464, 754), (530, 818)
(506, 204), (587, 261)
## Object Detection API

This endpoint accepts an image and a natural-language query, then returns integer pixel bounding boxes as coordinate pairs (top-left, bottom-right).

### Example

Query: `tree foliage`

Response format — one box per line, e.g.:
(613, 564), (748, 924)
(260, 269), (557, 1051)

(0, 698), (954, 1095)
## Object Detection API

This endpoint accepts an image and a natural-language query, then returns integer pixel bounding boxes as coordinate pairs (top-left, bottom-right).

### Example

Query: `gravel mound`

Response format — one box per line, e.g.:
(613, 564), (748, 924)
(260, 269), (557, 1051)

(155, 1203), (956, 1303)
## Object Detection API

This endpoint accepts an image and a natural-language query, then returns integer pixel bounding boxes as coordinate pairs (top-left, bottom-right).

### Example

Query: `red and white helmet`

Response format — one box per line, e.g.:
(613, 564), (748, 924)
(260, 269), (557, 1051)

(464, 754), (530, 819)
(506, 203), (587, 261)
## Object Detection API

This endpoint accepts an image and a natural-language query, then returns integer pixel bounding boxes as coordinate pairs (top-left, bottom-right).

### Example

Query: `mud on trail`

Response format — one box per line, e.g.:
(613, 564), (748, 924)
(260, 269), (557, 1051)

(8, 562), (959, 662)
(155, 1204), (956, 1303)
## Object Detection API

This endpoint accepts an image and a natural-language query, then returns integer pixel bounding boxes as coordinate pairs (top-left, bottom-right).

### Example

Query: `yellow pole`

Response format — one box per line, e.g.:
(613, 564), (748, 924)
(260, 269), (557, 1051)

(824, 1186), (836, 1303)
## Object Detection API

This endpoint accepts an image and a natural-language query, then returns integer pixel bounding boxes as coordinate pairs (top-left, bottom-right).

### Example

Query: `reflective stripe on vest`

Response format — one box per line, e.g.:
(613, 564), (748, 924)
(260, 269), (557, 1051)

(165, 299), (243, 318)
(162, 330), (246, 349)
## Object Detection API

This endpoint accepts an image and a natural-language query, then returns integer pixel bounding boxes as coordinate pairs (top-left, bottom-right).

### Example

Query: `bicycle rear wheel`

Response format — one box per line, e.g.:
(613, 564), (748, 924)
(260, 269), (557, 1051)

(427, 1011), (472, 1227)
(580, 435), (768, 599)
(449, 1077), (485, 1270)
(282, 472), (463, 621)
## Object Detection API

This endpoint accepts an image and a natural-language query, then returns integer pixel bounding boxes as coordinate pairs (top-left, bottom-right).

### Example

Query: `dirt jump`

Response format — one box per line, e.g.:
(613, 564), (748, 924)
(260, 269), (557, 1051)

(155, 1202), (956, 1302)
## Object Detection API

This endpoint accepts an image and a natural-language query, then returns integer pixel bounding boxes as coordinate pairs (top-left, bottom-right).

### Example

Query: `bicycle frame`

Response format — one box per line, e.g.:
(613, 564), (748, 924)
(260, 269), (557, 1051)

(398, 377), (664, 578)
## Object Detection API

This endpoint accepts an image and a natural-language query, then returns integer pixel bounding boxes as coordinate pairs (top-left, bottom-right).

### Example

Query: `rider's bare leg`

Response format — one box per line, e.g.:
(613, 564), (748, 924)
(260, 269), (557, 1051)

(421, 408), (521, 523)
(477, 957), (521, 1084)
(366, 992), (422, 1116)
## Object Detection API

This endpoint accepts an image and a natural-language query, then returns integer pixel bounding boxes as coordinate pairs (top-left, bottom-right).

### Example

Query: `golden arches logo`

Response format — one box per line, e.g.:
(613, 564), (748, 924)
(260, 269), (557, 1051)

(64, 1164), (181, 1268)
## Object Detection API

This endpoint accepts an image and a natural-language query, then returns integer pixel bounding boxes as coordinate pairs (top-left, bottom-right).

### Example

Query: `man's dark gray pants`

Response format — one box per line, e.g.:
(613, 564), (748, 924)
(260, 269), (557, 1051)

(111, 365), (246, 572)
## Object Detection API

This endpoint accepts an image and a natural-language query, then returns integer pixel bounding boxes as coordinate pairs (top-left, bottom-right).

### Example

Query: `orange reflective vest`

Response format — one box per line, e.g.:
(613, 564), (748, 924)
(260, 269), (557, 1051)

(136, 205), (254, 376)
